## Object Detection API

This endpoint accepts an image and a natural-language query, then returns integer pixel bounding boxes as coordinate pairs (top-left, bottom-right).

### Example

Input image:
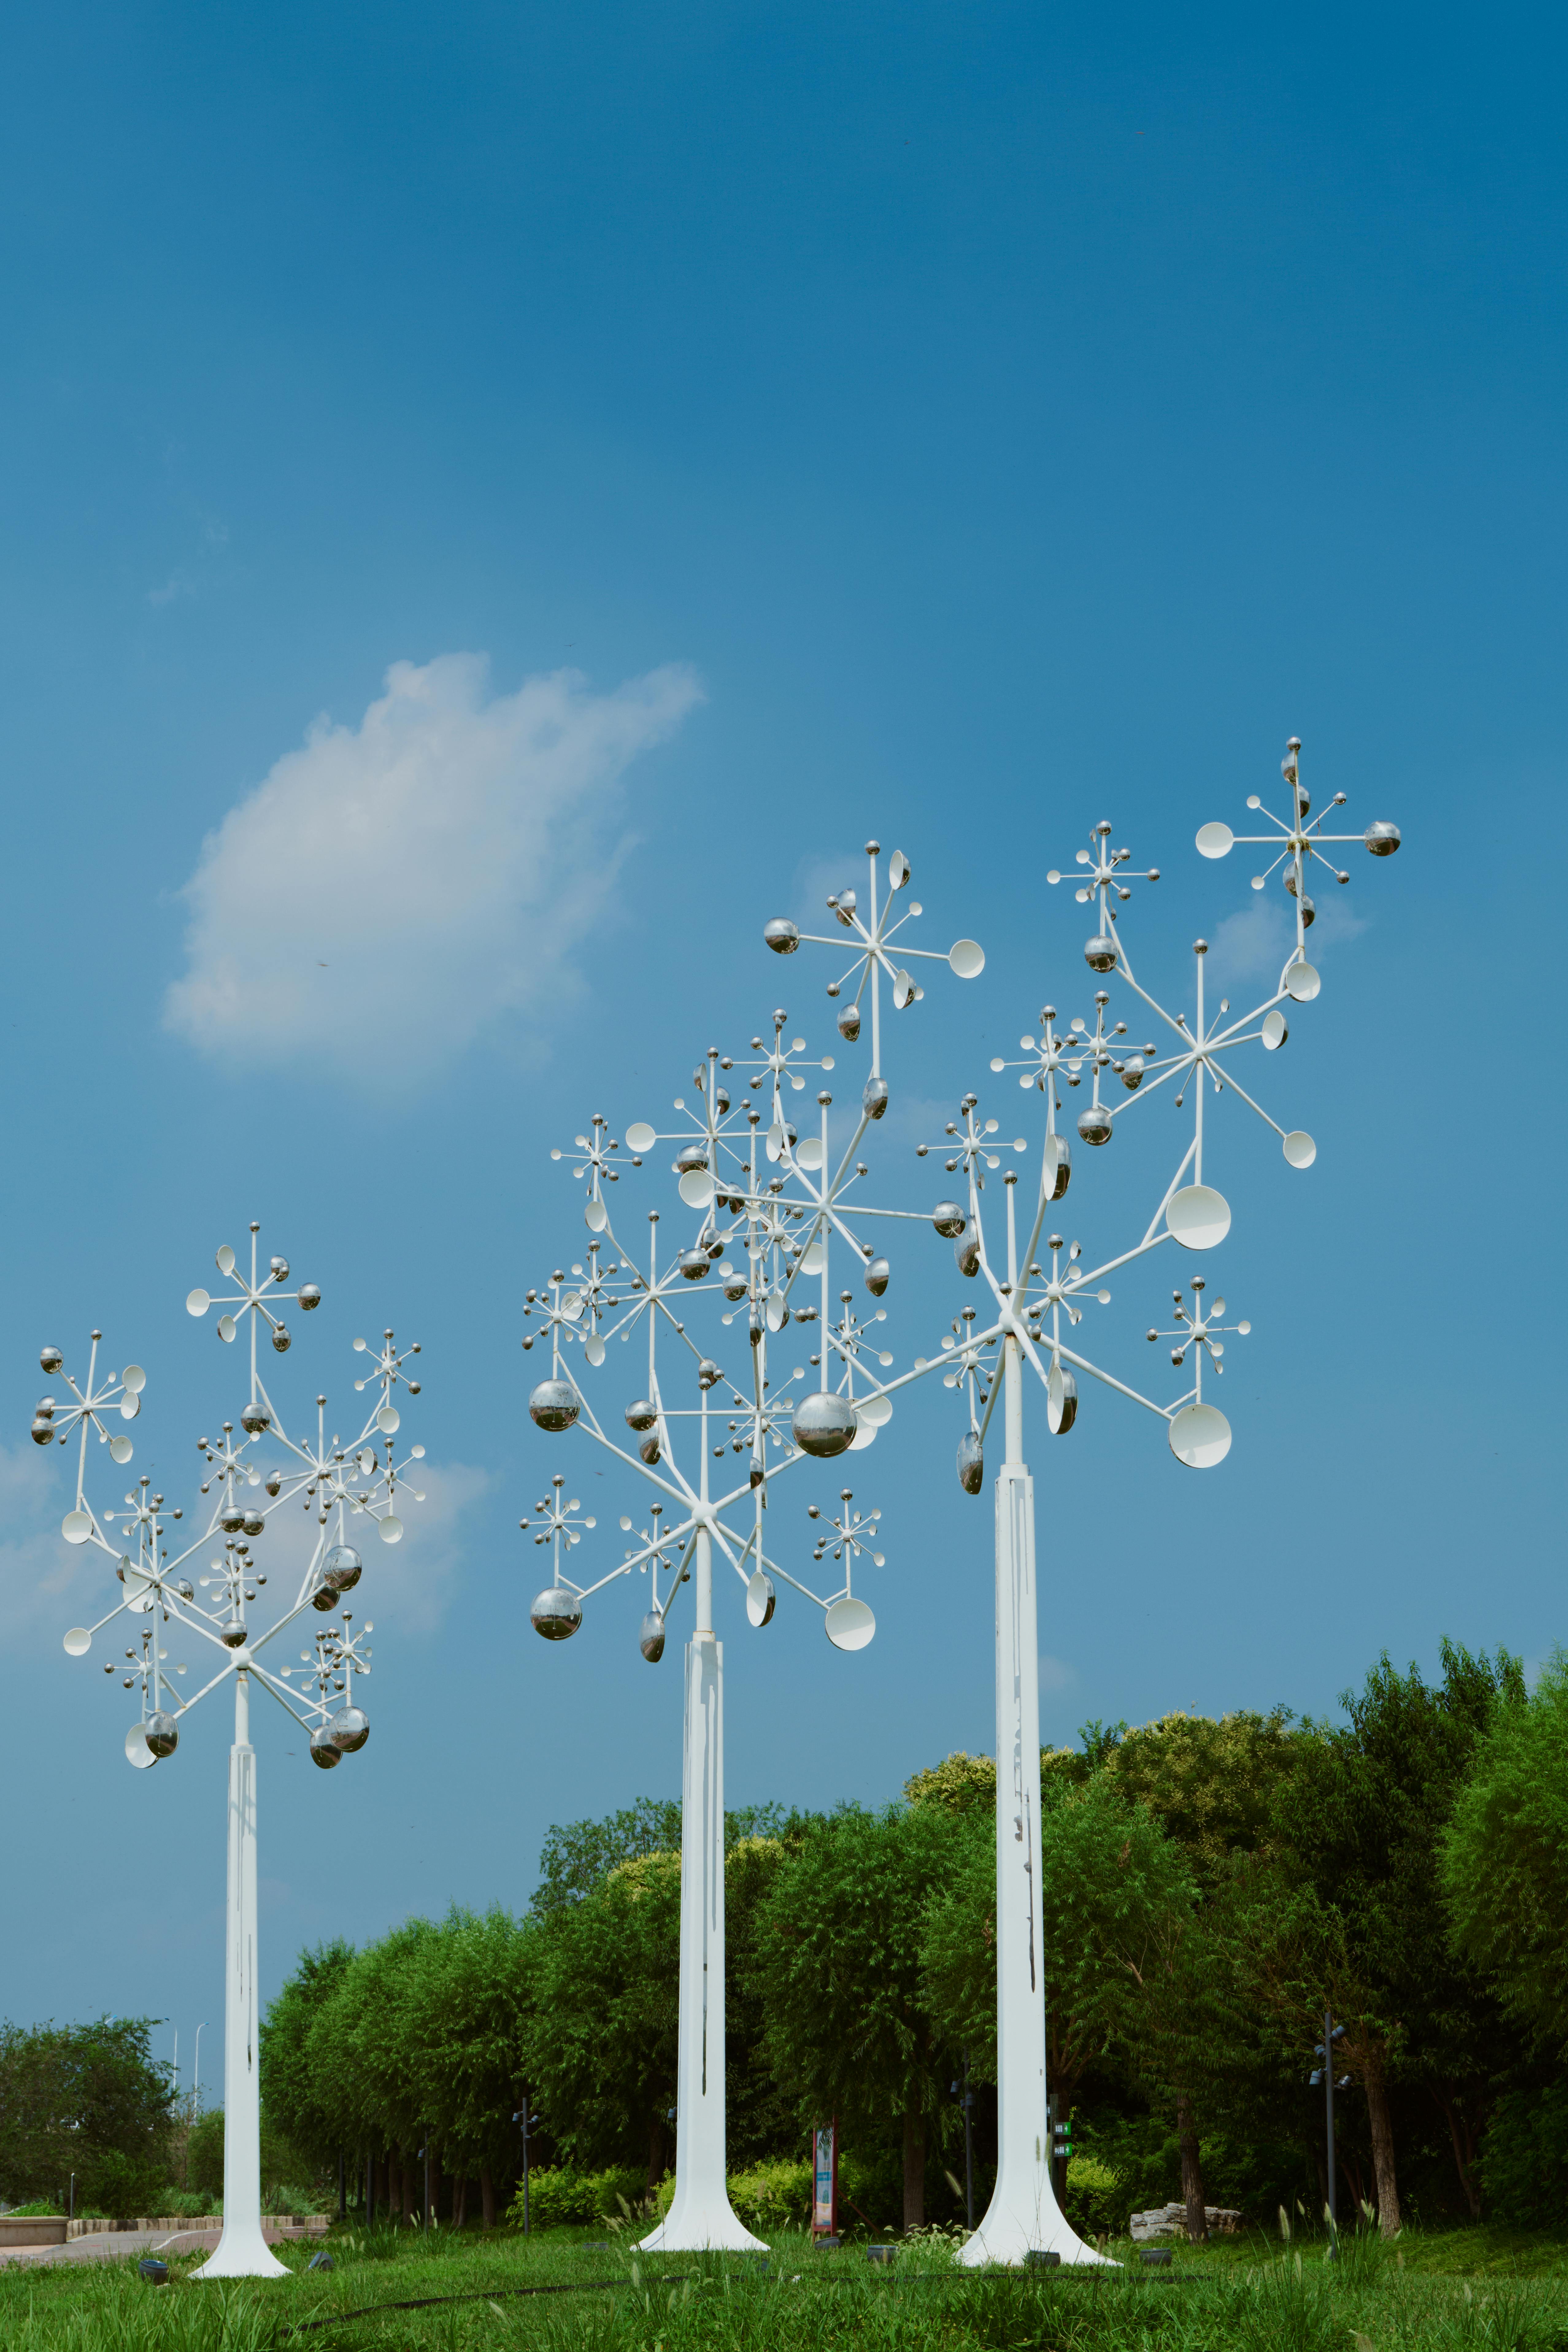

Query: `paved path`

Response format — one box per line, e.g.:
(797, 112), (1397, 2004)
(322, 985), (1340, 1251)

(1, 2223), (320, 2269)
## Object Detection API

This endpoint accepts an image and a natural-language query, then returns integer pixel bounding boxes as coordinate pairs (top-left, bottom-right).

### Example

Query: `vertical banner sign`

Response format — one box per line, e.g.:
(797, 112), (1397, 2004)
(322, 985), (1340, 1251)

(812, 2121), (838, 2239)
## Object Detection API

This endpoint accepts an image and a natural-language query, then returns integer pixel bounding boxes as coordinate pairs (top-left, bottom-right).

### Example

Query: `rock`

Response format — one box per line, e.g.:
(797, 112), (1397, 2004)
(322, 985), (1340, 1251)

(1128, 2201), (1242, 2242)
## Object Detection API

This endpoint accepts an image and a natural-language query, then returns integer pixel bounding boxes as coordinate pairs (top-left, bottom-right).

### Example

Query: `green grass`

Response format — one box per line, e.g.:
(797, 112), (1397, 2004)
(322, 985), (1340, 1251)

(5, 2219), (1568, 2350)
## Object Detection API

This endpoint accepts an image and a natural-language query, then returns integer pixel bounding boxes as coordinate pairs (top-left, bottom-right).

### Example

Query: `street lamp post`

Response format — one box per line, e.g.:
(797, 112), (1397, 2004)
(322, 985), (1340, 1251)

(1310, 2011), (1350, 2248)
(38, 1224), (424, 2280)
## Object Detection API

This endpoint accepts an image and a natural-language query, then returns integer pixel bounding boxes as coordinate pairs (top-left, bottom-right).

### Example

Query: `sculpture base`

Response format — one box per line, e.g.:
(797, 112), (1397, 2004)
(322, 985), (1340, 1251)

(638, 2196), (767, 2254)
(192, 2219), (291, 2280)
(957, 2181), (1116, 2269)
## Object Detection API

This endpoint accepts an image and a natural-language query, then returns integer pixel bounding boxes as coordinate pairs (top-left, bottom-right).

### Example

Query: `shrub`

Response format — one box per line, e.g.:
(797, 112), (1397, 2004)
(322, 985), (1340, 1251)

(1064, 2153), (1124, 2239)
(726, 2157), (812, 2229)
(156, 2188), (219, 2219)
(7, 2199), (63, 2217)
(507, 2165), (650, 2228)
(77, 2148), (165, 2217)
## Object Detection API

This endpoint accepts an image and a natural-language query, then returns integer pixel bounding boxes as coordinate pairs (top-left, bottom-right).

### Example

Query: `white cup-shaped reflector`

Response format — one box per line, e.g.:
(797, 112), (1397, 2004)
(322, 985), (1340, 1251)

(64, 1627), (91, 1657)
(122, 1364), (146, 1394)
(1195, 822), (1234, 860)
(678, 1169), (715, 1209)
(625, 1122), (657, 1153)
(1282, 1131), (1317, 1169)
(62, 1510), (92, 1544)
(379, 1515), (403, 1544)
(1284, 960), (1321, 1002)
(110, 1436), (133, 1465)
(1261, 1011), (1288, 1051)
(746, 1569), (776, 1628)
(216, 1245), (236, 1276)
(377, 1404), (400, 1433)
(796, 1138), (824, 1170)
(1168, 1402), (1232, 1470)
(848, 1417), (878, 1450)
(948, 939), (985, 978)
(125, 1723), (156, 1769)
(825, 1596), (876, 1651)
(857, 1393), (893, 1427)
(585, 1198), (608, 1231)
(1167, 1185), (1232, 1251)
(186, 1289), (210, 1317)
(800, 1242), (826, 1275)
(217, 1315), (237, 1344)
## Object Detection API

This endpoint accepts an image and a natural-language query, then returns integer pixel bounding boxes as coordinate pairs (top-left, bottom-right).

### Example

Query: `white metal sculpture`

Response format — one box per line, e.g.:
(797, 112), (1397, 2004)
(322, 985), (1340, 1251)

(37, 1225), (422, 2279)
(523, 740), (1399, 2261)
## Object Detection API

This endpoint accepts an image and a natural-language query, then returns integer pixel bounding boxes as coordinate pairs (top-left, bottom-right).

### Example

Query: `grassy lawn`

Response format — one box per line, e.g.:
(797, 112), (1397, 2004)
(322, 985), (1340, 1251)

(4, 2219), (1568, 2349)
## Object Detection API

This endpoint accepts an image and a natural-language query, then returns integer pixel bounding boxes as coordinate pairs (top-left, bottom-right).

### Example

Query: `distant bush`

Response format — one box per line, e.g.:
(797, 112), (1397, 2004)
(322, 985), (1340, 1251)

(264, 2181), (328, 2215)
(158, 2188), (219, 2218)
(1063, 2154), (1124, 2239)
(727, 2157), (812, 2229)
(7, 2199), (63, 2217)
(507, 2165), (650, 2228)
(1478, 2086), (1568, 2226)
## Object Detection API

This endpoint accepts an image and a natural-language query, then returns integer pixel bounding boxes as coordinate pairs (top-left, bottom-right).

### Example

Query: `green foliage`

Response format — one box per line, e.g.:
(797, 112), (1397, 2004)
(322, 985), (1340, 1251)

(0, 2017), (175, 2212)
(725, 2156), (812, 2230)
(1108, 1709), (1303, 1887)
(187, 2108), (224, 2195)
(1477, 2086), (1568, 2227)
(505, 2164), (650, 2228)
(1442, 1652), (1568, 2053)
(1063, 2150), (1124, 2238)
(257, 1937), (354, 2168)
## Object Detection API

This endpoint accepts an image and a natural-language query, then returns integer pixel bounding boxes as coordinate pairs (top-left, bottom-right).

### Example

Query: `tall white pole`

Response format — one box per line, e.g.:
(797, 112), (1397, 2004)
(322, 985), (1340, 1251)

(195, 1670), (288, 2280)
(959, 1336), (1103, 2268)
(638, 1509), (763, 2253)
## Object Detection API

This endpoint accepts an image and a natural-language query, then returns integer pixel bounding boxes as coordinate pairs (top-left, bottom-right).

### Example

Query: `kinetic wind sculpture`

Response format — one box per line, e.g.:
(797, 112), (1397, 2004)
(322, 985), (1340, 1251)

(522, 739), (1399, 2261)
(37, 1226), (423, 2279)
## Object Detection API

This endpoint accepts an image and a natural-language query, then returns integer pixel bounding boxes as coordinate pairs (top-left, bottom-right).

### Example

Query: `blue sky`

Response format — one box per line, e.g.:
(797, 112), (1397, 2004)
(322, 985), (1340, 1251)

(2, 1), (1563, 2099)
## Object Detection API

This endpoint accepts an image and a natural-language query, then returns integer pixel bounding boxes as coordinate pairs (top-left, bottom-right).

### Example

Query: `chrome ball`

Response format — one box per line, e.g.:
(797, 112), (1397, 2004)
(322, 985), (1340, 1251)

(1284, 865), (1303, 896)
(836, 1003), (861, 1042)
(270, 1256), (290, 1283)
(1299, 895), (1315, 928)
(722, 1274), (749, 1302)
(30, 1415), (53, 1446)
(865, 1256), (890, 1298)
(309, 1725), (342, 1770)
(678, 1248), (710, 1281)
(764, 918), (800, 955)
(240, 1399), (271, 1434)
(638, 1434), (662, 1466)
(219, 1504), (246, 1534)
(297, 1284), (322, 1311)
(529, 1379), (581, 1432)
(791, 1392), (858, 1458)
(639, 1612), (666, 1664)
(1083, 935), (1118, 974)
(697, 1359), (722, 1390)
(272, 1324), (291, 1354)
(220, 1617), (248, 1650)
(862, 1075), (889, 1121)
(331, 1705), (369, 1753)
(323, 1543), (362, 1592)
(675, 1142), (709, 1175)
(954, 1230), (980, 1277)
(242, 1510), (265, 1538)
(957, 1429), (984, 1495)
(1365, 820), (1401, 856)
(1077, 1101), (1114, 1146)
(265, 1469), (283, 1496)
(144, 1711), (179, 1759)
(39, 1347), (62, 1375)
(625, 1399), (658, 1431)
(311, 1584), (337, 1611)
(932, 1201), (966, 1238)
(1120, 1056), (1145, 1091)
(531, 1586), (583, 1641)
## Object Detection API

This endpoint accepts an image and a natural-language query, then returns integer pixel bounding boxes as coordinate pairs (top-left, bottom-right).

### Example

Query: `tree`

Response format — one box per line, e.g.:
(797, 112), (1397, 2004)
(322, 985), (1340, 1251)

(0, 2018), (175, 2212)
(756, 1804), (962, 2230)
(260, 1938), (355, 2174)
(1266, 1640), (1523, 2232)
(1441, 1650), (1568, 2053)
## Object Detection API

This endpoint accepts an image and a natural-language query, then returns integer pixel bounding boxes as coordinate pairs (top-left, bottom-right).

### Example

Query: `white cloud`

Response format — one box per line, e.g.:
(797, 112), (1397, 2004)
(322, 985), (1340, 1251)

(1038, 1652), (1075, 1695)
(164, 654), (704, 1083)
(0, 1442), (115, 1646)
(1207, 890), (1369, 989)
(237, 1458), (492, 1638)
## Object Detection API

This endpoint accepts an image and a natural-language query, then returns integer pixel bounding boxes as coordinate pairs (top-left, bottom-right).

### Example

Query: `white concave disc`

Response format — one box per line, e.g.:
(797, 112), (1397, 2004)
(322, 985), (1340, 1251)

(746, 1569), (776, 1628)
(216, 1245), (236, 1275)
(765, 1126), (785, 1163)
(377, 1404), (400, 1433)
(848, 1418), (878, 1450)
(1195, 822), (1234, 860)
(585, 1198), (608, 1232)
(126, 1723), (156, 1769)
(186, 1288), (210, 1317)
(119, 1394), (140, 1421)
(888, 850), (910, 889)
(121, 1364), (146, 1394)
(796, 1138), (824, 1170)
(1042, 1133), (1070, 1201)
(857, 1393), (892, 1427)
(766, 1293), (786, 1332)
(1285, 960), (1321, 1002)
(379, 1514), (404, 1544)
(1168, 1402), (1232, 1470)
(1261, 1010), (1288, 1050)
(1282, 1130), (1317, 1169)
(625, 1122), (657, 1154)
(109, 1436), (133, 1465)
(678, 1169), (715, 1209)
(825, 1596), (876, 1651)
(585, 1336), (606, 1367)
(948, 939), (985, 979)
(61, 1510), (93, 1544)
(63, 1626), (91, 1657)
(1167, 1184), (1232, 1251)
(217, 1315), (237, 1344)
(799, 1242), (826, 1275)
(892, 969), (913, 1009)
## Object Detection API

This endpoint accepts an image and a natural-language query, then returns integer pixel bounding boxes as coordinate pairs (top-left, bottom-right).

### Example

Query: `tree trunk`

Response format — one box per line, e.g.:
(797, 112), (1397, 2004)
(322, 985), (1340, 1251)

(902, 2107), (926, 2232)
(1435, 2087), (1483, 2220)
(453, 2173), (467, 2231)
(1363, 2057), (1402, 2237)
(1176, 2092), (1208, 2244)
(480, 2165), (495, 2230)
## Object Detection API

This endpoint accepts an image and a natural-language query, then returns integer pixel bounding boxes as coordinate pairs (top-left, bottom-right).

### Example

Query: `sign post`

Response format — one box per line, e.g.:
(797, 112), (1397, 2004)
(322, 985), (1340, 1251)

(812, 2122), (838, 2245)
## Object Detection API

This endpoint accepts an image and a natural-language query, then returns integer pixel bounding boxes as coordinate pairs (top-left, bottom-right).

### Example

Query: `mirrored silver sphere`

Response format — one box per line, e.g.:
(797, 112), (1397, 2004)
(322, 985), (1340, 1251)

(697, 1359), (722, 1390)
(678, 1248), (710, 1281)
(311, 1583), (337, 1611)
(764, 918), (800, 955)
(638, 1433), (662, 1465)
(861, 1075), (889, 1121)
(220, 1617), (248, 1650)
(836, 1003), (861, 1042)
(723, 1274), (749, 1301)
(144, 1711), (179, 1759)
(675, 1142), (709, 1175)
(625, 1399), (658, 1430)
(531, 1586), (583, 1641)
(297, 1283), (322, 1311)
(529, 1379), (581, 1432)
(1084, 935), (1118, 973)
(220, 1504), (246, 1534)
(954, 1230), (981, 1277)
(865, 1256), (890, 1297)
(272, 1324), (292, 1354)
(1120, 1056), (1145, 1091)
(639, 1612), (666, 1664)
(309, 1725), (342, 1769)
(323, 1543), (363, 1592)
(39, 1346), (62, 1375)
(240, 1400), (271, 1434)
(30, 1415), (53, 1446)
(1077, 1101), (1114, 1146)
(791, 1392), (858, 1458)
(1365, 820), (1400, 855)
(932, 1201), (966, 1238)
(242, 1511), (265, 1538)
(330, 1705), (370, 1753)
(957, 1429), (984, 1495)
